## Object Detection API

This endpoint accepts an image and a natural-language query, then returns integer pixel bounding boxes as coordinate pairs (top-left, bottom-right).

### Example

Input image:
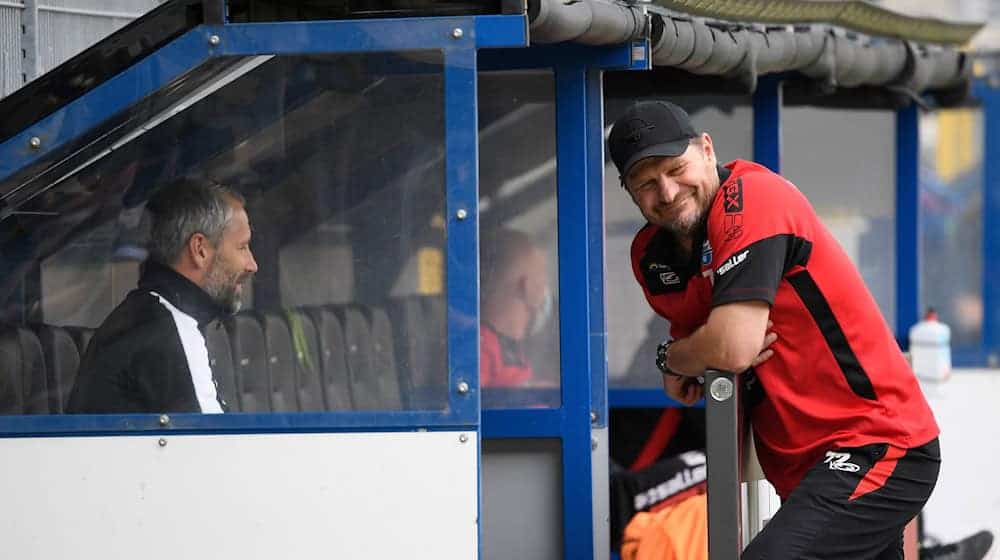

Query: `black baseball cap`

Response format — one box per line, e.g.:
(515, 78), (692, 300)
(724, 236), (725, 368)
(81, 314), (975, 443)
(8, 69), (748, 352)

(608, 101), (697, 182)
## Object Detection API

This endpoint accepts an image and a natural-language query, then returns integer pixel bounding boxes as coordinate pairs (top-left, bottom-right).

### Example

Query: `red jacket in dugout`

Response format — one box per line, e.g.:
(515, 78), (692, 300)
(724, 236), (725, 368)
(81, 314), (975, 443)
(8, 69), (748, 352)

(630, 159), (940, 499)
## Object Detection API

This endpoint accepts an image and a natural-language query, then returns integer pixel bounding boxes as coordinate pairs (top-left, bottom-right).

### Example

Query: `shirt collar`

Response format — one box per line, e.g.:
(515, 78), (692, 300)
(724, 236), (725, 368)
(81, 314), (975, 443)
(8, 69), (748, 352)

(138, 260), (226, 327)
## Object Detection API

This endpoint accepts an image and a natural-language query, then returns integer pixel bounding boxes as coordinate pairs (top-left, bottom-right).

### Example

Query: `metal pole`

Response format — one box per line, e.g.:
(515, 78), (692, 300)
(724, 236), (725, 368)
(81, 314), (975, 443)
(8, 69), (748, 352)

(704, 369), (743, 559)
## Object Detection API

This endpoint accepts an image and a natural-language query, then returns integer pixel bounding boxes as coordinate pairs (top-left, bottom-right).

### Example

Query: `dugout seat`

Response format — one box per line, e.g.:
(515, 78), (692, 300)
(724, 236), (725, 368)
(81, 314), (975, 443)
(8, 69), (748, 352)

(226, 313), (270, 412)
(286, 310), (325, 412)
(0, 327), (49, 414)
(306, 307), (353, 411)
(366, 306), (402, 410)
(332, 305), (379, 410)
(204, 320), (239, 412)
(260, 312), (297, 412)
(33, 325), (80, 413)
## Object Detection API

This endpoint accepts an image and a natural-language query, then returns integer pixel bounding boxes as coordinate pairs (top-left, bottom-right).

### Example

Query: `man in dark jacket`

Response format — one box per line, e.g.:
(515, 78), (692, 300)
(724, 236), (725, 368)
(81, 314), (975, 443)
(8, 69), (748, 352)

(67, 178), (257, 414)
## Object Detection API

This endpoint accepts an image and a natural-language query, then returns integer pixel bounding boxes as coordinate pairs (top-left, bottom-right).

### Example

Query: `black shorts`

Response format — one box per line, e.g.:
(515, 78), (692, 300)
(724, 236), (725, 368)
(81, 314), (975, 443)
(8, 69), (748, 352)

(742, 438), (941, 560)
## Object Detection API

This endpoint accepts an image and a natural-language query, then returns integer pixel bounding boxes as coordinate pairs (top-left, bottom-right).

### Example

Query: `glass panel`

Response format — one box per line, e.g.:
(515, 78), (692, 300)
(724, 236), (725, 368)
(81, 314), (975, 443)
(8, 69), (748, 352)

(0, 51), (447, 416)
(919, 108), (983, 347)
(604, 95), (753, 388)
(478, 70), (560, 408)
(783, 107), (896, 331)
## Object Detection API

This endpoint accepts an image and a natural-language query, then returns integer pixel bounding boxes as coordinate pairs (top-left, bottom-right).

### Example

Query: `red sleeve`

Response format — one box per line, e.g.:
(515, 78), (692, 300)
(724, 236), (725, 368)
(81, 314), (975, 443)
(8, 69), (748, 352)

(707, 166), (813, 307)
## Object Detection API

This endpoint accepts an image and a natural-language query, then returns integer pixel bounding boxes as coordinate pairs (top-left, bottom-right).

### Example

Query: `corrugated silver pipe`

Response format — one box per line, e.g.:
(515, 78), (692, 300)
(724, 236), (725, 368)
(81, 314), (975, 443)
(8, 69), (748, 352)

(529, 0), (971, 96)
(528, 0), (646, 45)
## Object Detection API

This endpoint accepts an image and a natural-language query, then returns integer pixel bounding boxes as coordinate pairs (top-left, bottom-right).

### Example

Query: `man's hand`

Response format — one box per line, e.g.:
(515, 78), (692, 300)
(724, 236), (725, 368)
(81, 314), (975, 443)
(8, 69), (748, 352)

(663, 373), (703, 405)
(751, 321), (778, 368)
(661, 321), (777, 404)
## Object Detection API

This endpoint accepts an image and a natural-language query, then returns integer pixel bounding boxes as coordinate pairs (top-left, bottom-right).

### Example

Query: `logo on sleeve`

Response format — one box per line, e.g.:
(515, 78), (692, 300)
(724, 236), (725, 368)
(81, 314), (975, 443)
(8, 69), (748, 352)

(723, 178), (743, 213)
(715, 249), (749, 276)
(647, 262), (681, 286)
(701, 240), (713, 265)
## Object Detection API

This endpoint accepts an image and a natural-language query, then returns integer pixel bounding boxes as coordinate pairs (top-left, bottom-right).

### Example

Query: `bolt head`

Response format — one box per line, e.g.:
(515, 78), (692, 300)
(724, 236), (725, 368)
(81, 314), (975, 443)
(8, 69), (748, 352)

(590, 411), (598, 423)
(456, 381), (470, 394)
(709, 377), (735, 401)
(456, 208), (468, 220)
(591, 437), (598, 450)
(158, 414), (170, 426)
(459, 433), (469, 443)
(158, 438), (167, 447)
(451, 28), (464, 39)
(208, 34), (221, 46)
(28, 137), (41, 149)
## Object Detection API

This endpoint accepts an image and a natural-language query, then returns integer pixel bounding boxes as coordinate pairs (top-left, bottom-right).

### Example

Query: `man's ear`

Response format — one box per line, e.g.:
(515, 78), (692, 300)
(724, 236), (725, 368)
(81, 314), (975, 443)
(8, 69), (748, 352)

(187, 232), (213, 270)
(701, 132), (716, 164)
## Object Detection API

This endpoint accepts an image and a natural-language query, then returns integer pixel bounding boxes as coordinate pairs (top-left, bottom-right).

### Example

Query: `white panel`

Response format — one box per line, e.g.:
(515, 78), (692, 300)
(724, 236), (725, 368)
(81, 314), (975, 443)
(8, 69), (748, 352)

(0, 431), (478, 560)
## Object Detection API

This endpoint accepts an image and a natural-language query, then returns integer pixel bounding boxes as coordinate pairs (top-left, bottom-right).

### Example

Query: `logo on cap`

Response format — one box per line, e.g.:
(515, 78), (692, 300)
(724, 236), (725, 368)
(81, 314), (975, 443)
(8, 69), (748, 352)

(624, 118), (656, 144)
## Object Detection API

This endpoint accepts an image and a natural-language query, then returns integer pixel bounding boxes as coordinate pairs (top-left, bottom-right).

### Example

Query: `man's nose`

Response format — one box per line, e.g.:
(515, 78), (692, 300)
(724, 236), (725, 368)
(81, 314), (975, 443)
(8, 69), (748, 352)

(246, 251), (259, 274)
(656, 176), (682, 203)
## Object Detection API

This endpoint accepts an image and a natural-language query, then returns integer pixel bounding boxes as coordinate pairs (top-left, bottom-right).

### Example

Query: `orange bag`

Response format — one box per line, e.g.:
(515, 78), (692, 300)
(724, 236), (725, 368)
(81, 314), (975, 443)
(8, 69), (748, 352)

(620, 493), (708, 560)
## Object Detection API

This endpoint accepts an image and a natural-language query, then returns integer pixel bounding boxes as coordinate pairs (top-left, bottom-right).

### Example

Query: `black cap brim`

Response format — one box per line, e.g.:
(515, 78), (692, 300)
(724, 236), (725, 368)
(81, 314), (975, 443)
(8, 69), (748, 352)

(620, 138), (692, 179)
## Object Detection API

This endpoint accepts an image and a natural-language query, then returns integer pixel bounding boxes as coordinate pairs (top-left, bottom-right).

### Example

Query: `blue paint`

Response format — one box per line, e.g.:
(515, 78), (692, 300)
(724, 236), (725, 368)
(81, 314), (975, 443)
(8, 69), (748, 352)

(896, 103), (920, 345)
(444, 46), (482, 426)
(752, 75), (782, 173)
(585, 65), (609, 430)
(483, 409), (564, 438)
(555, 61), (598, 560)
(975, 79), (1000, 361)
(478, 42), (643, 72)
(0, 409), (476, 437)
(474, 14), (530, 49)
(0, 27), (214, 184)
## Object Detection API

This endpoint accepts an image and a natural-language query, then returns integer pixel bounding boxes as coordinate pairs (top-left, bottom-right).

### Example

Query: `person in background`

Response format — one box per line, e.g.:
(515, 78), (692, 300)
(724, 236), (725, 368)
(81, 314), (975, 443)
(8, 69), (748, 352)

(68, 177), (257, 414)
(479, 228), (552, 388)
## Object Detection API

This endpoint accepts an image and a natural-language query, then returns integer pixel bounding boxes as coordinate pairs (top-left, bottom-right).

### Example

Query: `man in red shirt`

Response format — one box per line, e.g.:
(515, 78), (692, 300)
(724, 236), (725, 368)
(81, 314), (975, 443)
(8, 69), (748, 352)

(608, 100), (940, 559)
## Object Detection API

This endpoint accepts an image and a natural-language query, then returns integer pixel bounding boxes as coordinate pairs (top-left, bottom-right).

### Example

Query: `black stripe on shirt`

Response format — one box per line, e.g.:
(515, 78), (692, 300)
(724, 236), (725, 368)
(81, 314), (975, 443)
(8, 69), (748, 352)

(787, 271), (878, 401)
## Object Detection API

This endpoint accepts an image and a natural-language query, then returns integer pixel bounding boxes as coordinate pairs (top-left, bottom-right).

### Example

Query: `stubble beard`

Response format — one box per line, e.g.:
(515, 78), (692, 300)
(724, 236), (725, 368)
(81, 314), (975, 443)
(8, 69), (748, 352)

(204, 256), (245, 315)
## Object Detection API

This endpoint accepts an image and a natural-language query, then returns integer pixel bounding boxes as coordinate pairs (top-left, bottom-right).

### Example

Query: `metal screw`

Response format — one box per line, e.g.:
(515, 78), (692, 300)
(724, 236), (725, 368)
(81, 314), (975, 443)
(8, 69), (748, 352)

(456, 381), (470, 394)
(158, 414), (170, 427)
(591, 437), (598, 450)
(451, 28), (464, 39)
(590, 411), (598, 423)
(158, 438), (167, 447)
(459, 433), (469, 443)
(208, 34), (220, 46)
(709, 377), (735, 402)
(28, 136), (41, 149)
(455, 208), (468, 220)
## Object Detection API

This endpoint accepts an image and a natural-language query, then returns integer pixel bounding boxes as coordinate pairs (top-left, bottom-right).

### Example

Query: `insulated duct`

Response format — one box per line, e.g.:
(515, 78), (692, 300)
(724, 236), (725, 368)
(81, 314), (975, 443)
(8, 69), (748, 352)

(528, 0), (976, 98)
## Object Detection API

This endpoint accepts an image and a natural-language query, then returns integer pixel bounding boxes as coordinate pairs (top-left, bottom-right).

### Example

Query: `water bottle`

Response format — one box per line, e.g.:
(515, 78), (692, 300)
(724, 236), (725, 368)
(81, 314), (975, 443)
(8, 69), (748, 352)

(908, 308), (951, 382)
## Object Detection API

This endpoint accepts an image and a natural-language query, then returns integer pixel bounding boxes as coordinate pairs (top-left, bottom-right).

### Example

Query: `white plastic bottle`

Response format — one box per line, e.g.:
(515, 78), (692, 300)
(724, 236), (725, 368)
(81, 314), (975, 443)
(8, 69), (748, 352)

(908, 308), (952, 382)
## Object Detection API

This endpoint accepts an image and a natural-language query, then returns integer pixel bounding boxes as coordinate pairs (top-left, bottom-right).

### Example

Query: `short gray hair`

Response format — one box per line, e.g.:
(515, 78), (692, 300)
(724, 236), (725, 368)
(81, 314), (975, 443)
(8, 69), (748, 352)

(146, 177), (245, 266)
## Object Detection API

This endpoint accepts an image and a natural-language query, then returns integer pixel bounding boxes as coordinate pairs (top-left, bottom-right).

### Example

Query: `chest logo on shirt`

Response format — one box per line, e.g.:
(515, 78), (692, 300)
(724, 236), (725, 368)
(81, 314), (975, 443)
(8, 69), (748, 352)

(723, 178), (743, 213)
(724, 213), (744, 241)
(701, 240), (713, 265)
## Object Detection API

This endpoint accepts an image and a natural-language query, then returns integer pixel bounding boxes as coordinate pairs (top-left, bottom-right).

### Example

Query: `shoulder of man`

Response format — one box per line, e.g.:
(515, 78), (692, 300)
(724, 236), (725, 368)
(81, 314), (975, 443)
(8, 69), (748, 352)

(708, 160), (811, 250)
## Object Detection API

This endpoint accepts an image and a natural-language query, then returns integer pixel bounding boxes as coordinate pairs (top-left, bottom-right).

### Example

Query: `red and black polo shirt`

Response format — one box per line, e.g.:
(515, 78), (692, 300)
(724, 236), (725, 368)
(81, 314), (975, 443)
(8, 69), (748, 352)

(630, 159), (940, 499)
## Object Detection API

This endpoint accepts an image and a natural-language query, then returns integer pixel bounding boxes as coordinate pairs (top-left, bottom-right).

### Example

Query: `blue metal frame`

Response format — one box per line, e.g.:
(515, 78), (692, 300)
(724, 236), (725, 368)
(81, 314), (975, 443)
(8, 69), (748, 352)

(975, 79), (1000, 362)
(753, 75), (783, 173)
(0, 14), (528, 434)
(896, 103), (920, 345)
(476, 40), (646, 560)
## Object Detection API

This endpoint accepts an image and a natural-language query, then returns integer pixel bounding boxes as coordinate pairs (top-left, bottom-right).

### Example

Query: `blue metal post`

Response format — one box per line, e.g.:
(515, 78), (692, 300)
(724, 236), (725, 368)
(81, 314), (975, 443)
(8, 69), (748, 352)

(752, 75), (782, 173)
(895, 103), (920, 344)
(977, 79), (1000, 362)
(555, 61), (599, 560)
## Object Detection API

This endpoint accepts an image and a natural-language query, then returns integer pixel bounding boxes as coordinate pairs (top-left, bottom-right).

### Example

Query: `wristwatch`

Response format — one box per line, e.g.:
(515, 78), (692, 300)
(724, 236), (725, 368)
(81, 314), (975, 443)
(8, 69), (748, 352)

(656, 340), (678, 376)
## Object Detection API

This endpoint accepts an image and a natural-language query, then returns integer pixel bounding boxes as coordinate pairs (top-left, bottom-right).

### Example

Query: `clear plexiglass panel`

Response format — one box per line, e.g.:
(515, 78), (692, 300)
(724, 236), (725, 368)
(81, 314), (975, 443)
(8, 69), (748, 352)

(478, 69), (561, 408)
(919, 108), (983, 348)
(0, 51), (448, 415)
